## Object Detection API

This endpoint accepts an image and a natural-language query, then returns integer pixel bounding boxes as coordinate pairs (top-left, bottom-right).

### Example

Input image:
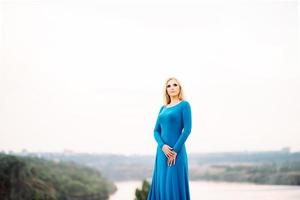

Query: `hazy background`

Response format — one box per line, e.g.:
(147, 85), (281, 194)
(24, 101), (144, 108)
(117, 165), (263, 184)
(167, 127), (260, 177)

(0, 0), (299, 155)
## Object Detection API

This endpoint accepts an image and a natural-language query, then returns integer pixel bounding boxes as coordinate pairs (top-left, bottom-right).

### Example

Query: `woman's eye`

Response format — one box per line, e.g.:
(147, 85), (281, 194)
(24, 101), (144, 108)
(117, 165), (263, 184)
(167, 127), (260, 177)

(173, 84), (178, 86)
(167, 85), (171, 88)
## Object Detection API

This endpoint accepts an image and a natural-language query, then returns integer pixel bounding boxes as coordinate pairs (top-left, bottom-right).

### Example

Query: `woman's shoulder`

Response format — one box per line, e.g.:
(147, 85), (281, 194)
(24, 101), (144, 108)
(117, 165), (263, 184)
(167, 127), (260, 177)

(181, 100), (191, 111)
(181, 99), (190, 106)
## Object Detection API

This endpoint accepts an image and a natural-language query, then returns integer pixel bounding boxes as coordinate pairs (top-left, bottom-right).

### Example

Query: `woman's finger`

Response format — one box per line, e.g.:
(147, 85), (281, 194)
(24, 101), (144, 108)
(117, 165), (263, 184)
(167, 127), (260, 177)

(169, 157), (173, 166)
(164, 150), (170, 158)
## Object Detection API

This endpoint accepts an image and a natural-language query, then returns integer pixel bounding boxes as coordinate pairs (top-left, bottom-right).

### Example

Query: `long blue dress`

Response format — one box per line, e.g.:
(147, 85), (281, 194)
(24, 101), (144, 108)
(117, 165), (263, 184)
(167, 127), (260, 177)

(147, 100), (192, 200)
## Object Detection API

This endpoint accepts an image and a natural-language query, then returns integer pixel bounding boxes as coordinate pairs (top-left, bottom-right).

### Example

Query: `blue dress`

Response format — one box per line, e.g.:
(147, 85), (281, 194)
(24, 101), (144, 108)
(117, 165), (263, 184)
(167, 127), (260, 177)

(147, 100), (192, 200)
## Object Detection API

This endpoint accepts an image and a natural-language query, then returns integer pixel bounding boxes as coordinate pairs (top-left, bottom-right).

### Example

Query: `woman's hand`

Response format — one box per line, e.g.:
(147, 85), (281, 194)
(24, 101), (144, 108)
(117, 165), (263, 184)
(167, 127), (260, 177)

(167, 151), (177, 166)
(162, 144), (176, 159)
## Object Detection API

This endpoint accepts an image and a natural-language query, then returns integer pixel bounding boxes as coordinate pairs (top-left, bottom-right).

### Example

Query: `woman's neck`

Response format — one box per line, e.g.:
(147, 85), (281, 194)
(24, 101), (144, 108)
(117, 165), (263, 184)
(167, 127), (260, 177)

(169, 97), (180, 104)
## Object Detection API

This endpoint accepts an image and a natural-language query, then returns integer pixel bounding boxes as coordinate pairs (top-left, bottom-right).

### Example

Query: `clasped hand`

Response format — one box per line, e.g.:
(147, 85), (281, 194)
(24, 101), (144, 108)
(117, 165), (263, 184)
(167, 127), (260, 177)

(162, 144), (177, 166)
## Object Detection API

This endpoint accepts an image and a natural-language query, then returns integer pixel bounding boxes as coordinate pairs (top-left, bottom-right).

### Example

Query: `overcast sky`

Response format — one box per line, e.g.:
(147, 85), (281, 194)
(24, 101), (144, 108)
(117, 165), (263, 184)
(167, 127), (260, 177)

(0, 0), (299, 155)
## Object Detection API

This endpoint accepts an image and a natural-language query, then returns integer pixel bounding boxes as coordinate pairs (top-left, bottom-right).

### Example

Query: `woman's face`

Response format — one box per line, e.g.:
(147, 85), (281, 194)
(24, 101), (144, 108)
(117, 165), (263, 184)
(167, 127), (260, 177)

(166, 79), (180, 98)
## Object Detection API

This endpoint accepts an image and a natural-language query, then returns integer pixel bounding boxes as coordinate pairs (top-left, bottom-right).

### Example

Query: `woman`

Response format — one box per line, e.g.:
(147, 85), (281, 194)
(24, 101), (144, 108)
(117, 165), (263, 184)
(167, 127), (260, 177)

(147, 77), (192, 200)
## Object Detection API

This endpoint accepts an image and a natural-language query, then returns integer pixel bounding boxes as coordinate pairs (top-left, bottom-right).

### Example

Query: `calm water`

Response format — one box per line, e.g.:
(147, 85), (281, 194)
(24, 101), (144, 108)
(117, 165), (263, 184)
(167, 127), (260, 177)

(109, 180), (300, 200)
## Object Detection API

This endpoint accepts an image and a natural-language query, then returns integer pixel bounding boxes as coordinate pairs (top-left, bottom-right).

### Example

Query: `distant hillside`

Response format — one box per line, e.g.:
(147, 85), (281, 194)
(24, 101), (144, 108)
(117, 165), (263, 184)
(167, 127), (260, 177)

(0, 153), (117, 200)
(8, 149), (300, 186)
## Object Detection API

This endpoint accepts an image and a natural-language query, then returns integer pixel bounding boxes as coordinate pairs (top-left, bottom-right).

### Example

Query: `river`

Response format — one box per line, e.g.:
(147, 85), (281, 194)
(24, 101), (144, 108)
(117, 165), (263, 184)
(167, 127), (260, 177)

(109, 180), (300, 200)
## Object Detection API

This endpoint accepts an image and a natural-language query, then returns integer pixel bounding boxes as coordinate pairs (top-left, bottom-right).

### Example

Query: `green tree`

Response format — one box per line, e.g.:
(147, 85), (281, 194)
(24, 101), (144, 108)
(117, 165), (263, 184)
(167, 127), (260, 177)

(134, 179), (150, 200)
(0, 153), (117, 200)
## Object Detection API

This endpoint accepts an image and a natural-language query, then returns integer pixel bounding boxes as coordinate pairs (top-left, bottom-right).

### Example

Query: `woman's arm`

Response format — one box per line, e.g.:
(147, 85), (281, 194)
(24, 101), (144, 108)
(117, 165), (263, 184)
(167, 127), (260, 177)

(172, 101), (192, 153)
(154, 106), (165, 149)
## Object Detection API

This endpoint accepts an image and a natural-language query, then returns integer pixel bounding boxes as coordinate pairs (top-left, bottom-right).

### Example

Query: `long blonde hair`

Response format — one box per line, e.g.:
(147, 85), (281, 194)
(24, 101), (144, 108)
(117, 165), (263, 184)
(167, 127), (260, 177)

(163, 77), (185, 106)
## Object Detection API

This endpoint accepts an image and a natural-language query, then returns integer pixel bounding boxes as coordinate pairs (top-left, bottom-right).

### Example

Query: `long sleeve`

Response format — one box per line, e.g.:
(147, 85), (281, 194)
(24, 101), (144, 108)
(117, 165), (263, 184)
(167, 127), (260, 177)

(154, 106), (165, 149)
(172, 101), (192, 153)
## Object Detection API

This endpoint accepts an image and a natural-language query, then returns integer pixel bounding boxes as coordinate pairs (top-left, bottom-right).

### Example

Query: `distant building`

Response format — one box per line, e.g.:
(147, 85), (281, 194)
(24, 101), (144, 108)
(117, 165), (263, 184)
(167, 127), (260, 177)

(21, 148), (28, 156)
(63, 149), (75, 155)
(281, 147), (290, 153)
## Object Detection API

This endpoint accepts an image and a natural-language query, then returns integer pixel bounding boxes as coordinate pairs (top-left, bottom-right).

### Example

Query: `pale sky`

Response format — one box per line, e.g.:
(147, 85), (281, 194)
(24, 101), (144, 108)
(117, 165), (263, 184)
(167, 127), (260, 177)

(0, 0), (299, 155)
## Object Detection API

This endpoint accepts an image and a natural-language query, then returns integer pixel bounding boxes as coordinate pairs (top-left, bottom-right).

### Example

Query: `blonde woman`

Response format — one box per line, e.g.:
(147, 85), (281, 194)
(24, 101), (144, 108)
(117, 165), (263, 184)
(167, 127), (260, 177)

(147, 77), (192, 200)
